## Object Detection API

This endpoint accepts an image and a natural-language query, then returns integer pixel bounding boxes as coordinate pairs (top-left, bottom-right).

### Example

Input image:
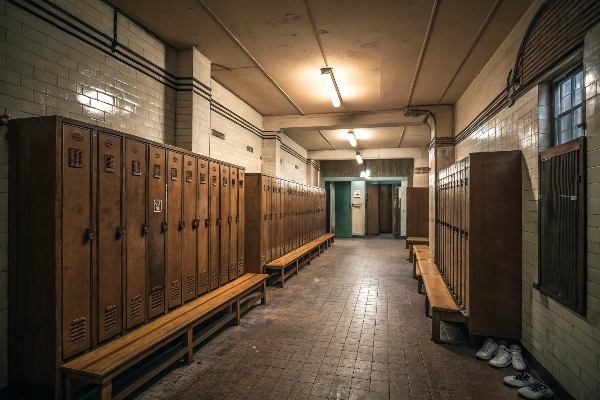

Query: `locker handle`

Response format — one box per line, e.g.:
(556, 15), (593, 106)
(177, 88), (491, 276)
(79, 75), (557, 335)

(116, 227), (125, 239)
(161, 222), (168, 232)
(205, 219), (211, 227)
(279, 213), (282, 219)
(236, 215), (240, 222)
(142, 224), (150, 235)
(192, 219), (200, 229)
(85, 228), (95, 241)
(228, 216), (232, 223)
(269, 214), (272, 220)
(216, 218), (221, 226)
(179, 221), (185, 230)
(264, 214), (267, 221)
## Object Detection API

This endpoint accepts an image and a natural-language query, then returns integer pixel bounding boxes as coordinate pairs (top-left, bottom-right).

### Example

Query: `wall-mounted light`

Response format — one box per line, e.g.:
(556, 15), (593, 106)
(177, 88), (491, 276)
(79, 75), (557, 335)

(356, 151), (363, 164)
(347, 130), (357, 147)
(320, 68), (341, 107)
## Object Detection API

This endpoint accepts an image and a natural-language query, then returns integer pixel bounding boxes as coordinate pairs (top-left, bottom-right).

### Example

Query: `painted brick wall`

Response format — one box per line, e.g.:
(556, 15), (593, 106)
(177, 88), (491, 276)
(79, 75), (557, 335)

(454, 19), (600, 400)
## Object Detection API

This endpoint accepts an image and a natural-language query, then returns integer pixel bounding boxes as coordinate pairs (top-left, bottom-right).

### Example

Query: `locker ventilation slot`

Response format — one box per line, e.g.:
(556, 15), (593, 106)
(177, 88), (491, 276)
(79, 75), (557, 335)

(69, 148), (83, 168)
(186, 171), (193, 182)
(171, 281), (180, 301)
(211, 270), (219, 285)
(131, 295), (142, 319)
(230, 262), (237, 275)
(199, 271), (208, 287)
(200, 173), (206, 184)
(186, 275), (195, 294)
(154, 164), (161, 178)
(70, 317), (86, 344)
(151, 290), (162, 310)
(222, 265), (229, 280)
(171, 168), (178, 181)
(104, 154), (115, 173)
(238, 258), (244, 275)
(104, 305), (117, 331)
(132, 161), (141, 176)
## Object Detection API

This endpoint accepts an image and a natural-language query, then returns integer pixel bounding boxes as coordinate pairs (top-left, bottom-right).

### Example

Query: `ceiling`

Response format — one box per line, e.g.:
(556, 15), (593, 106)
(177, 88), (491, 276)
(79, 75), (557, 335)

(111, 0), (534, 152)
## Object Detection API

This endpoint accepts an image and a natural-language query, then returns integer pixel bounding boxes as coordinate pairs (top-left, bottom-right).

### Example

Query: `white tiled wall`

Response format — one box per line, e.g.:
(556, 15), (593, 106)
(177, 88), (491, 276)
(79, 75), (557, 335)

(455, 16), (600, 400)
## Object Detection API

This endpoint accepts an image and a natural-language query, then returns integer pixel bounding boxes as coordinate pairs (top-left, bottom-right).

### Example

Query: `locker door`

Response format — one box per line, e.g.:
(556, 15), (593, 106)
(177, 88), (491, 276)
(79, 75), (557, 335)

(182, 155), (197, 302)
(197, 160), (209, 295)
(220, 165), (230, 285)
(266, 176), (272, 263)
(61, 123), (93, 359)
(261, 176), (269, 266)
(278, 181), (284, 255)
(125, 139), (147, 330)
(271, 178), (278, 259)
(209, 162), (220, 290)
(97, 132), (123, 343)
(237, 170), (245, 276)
(229, 167), (238, 281)
(282, 181), (288, 254)
(147, 146), (166, 319)
(166, 151), (183, 310)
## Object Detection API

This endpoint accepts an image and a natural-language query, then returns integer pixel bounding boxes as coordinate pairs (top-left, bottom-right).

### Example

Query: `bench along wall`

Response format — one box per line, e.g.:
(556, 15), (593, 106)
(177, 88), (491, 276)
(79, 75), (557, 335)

(7, 116), (245, 398)
(244, 174), (326, 274)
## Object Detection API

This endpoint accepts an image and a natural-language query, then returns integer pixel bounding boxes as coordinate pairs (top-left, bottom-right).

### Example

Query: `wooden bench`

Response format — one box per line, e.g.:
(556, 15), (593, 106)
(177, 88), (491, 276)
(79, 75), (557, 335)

(419, 261), (467, 343)
(265, 233), (334, 287)
(406, 236), (429, 262)
(62, 273), (268, 400)
(412, 244), (430, 280)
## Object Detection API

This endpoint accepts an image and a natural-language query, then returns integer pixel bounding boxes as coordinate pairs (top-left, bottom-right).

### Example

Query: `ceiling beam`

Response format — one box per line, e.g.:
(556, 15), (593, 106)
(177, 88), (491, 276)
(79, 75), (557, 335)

(264, 110), (426, 131)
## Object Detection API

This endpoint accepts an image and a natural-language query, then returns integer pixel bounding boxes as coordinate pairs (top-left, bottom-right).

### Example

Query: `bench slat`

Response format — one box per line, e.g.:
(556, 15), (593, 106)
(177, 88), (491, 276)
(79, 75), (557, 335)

(421, 272), (459, 313)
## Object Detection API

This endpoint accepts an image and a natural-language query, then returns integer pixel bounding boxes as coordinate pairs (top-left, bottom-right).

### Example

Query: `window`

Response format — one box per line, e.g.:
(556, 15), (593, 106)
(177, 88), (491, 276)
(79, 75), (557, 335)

(553, 68), (585, 146)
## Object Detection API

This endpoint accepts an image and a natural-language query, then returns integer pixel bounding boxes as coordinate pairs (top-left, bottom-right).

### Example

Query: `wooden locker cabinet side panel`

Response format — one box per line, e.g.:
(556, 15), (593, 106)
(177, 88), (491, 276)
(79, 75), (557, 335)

(166, 150), (183, 310)
(147, 146), (166, 319)
(96, 132), (123, 343)
(229, 167), (239, 281)
(264, 176), (271, 263)
(61, 123), (94, 359)
(238, 170), (245, 276)
(244, 174), (263, 274)
(209, 162), (220, 290)
(468, 151), (522, 338)
(125, 139), (147, 330)
(182, 155), (198, 302)
(220, 165), (230, 285)
(197, 159), (210, 295)
(406, 188), (429, 238)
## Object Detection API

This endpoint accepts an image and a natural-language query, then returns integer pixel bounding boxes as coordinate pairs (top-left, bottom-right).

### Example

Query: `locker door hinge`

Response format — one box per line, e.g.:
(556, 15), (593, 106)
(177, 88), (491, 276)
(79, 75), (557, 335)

(161, 222), (169, 232)
(178, 221), (185, 230)
(142, 224), (150, 235)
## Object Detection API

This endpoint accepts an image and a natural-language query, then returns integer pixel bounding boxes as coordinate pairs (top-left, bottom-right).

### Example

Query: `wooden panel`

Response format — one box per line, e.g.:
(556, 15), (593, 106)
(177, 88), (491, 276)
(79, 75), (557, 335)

(182, 155), (197, 302)
(166, 151), (183, 310)
(209, 162), (220, 290)
(197, 160), (210, 295)
(378, 185), (391, 233)
(125, 140), (147, 330)
(61, 123), (93, 359)
(406, 187), (429, 238)
(366, 184), (379, 235)
(96, 132), (123, 343)
(237, 170), (245, 276)
(220, 165), (230, 285)
(244, 174), (263, 273)
(147, 146), (166, 319)
(265, 176), (271, 263)
(229, 167), (239, 281)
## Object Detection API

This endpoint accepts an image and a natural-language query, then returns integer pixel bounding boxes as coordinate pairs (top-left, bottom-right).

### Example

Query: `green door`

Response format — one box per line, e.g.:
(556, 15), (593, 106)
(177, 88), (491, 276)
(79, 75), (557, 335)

(334, 181), (352, 237)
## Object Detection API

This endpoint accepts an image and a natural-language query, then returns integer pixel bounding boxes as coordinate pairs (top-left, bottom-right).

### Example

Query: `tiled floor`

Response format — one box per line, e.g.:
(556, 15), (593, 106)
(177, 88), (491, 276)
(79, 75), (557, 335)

(133, 235), (555, 400)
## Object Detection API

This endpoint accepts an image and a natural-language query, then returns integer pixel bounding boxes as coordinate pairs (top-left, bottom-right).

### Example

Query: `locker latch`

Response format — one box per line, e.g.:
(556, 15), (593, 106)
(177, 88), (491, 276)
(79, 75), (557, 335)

(116, 227), (125, 239)
(205, 219), (211, 227)
(269, 214), (272, 220)
(264, 214), (267, 220)
(228, 216), (232, 223)
(192, 219), (200, 229)
(236, 215), (240, 222)
(85, 228), (95, 241)
(179, 221), (185, 230)
(142, 224), (150, 235)
(216, 218), (221, 226)
(161, 222), (169, 232)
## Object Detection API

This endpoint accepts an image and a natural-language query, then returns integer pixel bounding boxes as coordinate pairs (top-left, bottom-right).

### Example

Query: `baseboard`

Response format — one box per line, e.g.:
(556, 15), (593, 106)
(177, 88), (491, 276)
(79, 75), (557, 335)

(518, 341), (576, 400)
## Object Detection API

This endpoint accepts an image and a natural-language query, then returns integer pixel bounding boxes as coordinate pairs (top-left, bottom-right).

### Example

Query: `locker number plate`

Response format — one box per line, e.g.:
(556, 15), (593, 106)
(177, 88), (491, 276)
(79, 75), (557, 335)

(154, 199), (163, 212)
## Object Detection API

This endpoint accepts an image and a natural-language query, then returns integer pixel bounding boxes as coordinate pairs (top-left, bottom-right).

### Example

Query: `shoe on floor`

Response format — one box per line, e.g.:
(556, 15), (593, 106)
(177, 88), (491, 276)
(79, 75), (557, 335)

(504, 372), (537, 388)
(476, 338), (499, 360)
(489, 345), (512, 367)
(510, 344), (527, 371)
(518, 382), (554, 399)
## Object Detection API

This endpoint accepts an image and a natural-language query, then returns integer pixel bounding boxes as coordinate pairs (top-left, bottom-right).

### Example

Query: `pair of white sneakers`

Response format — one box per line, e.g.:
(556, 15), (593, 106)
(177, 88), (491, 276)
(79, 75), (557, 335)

(504, 372), (554, 399)
(476, 338), (526, 370)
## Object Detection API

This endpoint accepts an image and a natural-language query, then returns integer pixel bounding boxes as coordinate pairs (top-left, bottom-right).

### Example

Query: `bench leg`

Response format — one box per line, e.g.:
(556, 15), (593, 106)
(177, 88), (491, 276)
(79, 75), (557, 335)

(280, 268), (285, 288)
(64, 374), (73, 400)
(425, 295), (430, 317)
(431, 311), (441, 343)
(296, 259), (299, 275)
(183, 327), (193, 364)
(235, 298), (241, 326)
(417, 276), (423, 294)
(408, 244), (414, 262)
(100, 380), (112, 400)
(261, 280), (267, 305)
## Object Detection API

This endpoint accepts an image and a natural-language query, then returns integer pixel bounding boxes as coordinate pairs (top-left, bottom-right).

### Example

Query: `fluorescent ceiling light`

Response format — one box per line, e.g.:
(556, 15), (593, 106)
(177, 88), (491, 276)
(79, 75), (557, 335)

(347, 130), (357, 147)
(320, 68), (341, 107)
(360, 171), (366, 178)
(365, 169), (370, 177)
(356, 151), (363, 164)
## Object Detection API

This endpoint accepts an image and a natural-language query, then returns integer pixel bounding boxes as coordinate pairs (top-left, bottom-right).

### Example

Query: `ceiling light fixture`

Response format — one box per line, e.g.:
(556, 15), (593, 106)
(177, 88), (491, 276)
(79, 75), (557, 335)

(320, 68), (341, 107)
(356, 151), (363, 164)
(347, 130), (357, 147)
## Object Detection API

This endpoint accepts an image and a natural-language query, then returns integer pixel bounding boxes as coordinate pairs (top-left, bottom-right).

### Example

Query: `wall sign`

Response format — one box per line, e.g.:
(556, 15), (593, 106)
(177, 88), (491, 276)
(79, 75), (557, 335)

(354, 189), (361, 198)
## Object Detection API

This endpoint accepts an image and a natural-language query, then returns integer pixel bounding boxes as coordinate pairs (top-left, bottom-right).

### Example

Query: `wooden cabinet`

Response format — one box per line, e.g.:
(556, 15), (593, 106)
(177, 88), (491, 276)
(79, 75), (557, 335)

(436, 151), (522, 338)
(406, 187), (429, 238)
(8, 116), (245, 396)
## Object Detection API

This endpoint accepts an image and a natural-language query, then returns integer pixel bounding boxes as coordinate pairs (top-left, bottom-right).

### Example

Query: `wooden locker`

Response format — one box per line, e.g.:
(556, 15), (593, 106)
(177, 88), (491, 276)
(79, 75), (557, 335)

(96, 132), (123, 343)
(220, 165), (230, 285)
(62, 123), (94, 359)
(237, 170), (245, 276)
(166, 151), (183, 310)
(182, 155), (197, 302)
(270, 178), (278, 260)
(265, 176), (272, 263)
(125, 139), (147, 330)
(244, 174), (263, 273)
(147, 146), (166, 319)
(283, 181), (289, 253)
(197, 160), (210, 295)
(209, 162), (220, 290)
(229, 167), (239, 281)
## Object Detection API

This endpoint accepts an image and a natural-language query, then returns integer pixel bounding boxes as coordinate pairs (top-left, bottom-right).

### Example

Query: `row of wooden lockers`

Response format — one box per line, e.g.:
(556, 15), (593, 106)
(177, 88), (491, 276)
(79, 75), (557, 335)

(8, 117), (248, 370)
(244, 173), (327, 274)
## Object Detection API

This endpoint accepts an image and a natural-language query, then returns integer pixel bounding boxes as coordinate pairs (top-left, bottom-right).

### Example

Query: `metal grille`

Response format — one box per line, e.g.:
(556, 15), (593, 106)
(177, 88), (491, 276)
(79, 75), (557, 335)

(222, 264), (229, 280)
(238, 258), (244, 275)
(211, 270), (219, 285)
(70, 317), (86, 344)
(171, 281), (180, 301)
(186, 275), (195, 294)
(69, 148), (83, 168)
(199, 271), (208, 287)
(151, 289), (162, 310)
(131, 295), (142, 319)
(104, 154), (115, 173)
(104, 305), (117, 331)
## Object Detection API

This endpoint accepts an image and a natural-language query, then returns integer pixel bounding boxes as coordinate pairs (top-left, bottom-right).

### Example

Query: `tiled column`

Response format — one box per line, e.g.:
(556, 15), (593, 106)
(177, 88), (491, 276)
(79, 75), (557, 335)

(261, 133), (280, 176)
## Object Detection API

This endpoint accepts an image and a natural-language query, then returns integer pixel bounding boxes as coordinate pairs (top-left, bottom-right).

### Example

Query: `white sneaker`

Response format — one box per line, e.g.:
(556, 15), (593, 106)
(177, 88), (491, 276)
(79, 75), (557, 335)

(476, 338), (498, 360)
(518, 382), (554, 399)
(489, 345), (512, 367)
(503, 372), (537, 387)
(510, 344), (526, 371)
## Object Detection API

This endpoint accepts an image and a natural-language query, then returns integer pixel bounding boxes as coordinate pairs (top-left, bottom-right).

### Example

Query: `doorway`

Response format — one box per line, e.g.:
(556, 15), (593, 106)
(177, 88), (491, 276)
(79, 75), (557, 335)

(334, 181), (352, 237)
(366, 183), (395, 235)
